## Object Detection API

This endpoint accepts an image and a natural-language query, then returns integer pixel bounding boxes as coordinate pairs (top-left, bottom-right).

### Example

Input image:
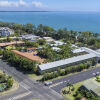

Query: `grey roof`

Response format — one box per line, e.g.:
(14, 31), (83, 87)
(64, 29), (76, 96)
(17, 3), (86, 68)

(49, 41), (66, 47)
(83, 79), (100, 96)
(20, 34), (40, 40)
(96, 49), (100, 53)
(72, 48), (85, 53)
(0, 27), (10, 30)
(39, 53), (96, 71)
(52, 47), (61, 51)
(82, 47), (100, 58)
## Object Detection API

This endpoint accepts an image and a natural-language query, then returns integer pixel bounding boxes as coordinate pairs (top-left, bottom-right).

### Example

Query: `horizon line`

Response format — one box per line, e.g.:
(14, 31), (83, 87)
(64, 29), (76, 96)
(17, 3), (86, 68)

(0, 10), (100, 12)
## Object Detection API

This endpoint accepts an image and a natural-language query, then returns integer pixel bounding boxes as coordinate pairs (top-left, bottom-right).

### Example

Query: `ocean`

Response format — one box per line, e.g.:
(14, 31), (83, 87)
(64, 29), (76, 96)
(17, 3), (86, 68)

(0, 11), (100, 33)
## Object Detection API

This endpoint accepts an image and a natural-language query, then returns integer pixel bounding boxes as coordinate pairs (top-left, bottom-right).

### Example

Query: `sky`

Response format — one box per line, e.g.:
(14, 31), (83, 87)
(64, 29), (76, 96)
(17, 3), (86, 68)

(0, 0), (100, 12)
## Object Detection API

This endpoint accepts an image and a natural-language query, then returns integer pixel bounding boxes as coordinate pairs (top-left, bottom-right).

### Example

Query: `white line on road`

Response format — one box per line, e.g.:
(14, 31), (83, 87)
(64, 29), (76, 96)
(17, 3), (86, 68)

(20, 82), (30, 91)
(49, 82), (63, 88)
(49, 80), (70, 88)
(9, 91), (31, 100)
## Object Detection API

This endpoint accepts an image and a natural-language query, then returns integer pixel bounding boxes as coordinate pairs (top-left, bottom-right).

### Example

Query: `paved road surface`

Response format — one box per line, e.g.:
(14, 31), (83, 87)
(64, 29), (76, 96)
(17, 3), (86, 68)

(0, 58), (100, 100)
(50, 66), (100, 92)
(0, 59), (65, 100)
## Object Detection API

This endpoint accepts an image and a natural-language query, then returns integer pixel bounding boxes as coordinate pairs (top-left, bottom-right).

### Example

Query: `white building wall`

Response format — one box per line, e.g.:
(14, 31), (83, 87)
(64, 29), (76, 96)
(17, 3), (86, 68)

(0, 27), (14, 36)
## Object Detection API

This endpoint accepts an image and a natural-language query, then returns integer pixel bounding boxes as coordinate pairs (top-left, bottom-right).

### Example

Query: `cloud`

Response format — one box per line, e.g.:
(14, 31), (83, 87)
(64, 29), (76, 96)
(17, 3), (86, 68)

(0, 1), (18, 7)
(32, 1), (43, 7)
(19, 0), (28, 6)
(0, 0), (47, 11)
(0, 0), (28, 7)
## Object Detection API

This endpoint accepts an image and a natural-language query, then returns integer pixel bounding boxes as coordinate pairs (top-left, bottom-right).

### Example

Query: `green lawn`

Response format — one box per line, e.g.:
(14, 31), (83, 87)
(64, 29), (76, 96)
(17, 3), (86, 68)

(61, 82), (82, 100)
(5, 45), (16, 50)
(28, 74), (43, 81)
(28, 64), (100, 82)
(44, 64), (100, 82)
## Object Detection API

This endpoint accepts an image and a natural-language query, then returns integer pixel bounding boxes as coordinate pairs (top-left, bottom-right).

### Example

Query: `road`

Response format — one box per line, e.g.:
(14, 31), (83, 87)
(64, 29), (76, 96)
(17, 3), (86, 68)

(0, 58), (100, 100)
(50, 66), (100, 92)
(0, 59), (65, 100)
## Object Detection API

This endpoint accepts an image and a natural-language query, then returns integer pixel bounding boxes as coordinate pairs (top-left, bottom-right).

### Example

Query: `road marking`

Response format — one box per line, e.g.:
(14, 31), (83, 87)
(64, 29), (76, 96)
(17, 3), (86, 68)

(49, 80), (70, 88)
(92, 72), (100, 76)
(20, 82), (30, 91)
(9, 91), (31, 100)
(49, 82), (63, 88)
(93, 73), (96, 75)
(97, 72), (100, 74)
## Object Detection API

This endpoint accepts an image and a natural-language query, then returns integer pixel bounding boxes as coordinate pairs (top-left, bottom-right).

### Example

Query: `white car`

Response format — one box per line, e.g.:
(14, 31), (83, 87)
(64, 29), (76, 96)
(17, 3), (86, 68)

(44, 81), (52, 86)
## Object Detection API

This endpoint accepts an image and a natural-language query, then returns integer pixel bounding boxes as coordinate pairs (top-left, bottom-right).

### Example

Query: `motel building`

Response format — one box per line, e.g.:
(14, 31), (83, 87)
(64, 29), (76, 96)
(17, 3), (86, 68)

(38, 47), (100, 73)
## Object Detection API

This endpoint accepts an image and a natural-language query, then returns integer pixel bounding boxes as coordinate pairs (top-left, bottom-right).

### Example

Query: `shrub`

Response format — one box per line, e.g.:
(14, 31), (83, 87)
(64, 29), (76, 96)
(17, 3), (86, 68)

(2, 50), (38, 74)
(41, 59), (95, 81)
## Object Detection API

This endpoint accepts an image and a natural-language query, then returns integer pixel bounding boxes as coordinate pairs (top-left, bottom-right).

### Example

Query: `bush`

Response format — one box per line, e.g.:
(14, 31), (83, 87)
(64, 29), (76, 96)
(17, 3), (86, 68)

(7, 79), (13, 89)
(96, 76), (100, 82)
(74, 88), (97, 100)
(0, 73), (13, 91)
(2, 50), (38, 74)
(0, 49), (3, 55)
(41, 59), (95, 81)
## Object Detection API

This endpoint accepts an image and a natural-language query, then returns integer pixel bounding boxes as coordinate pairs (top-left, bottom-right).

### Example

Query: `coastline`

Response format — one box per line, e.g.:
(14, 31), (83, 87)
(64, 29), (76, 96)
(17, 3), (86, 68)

(0, 11), (100, 33)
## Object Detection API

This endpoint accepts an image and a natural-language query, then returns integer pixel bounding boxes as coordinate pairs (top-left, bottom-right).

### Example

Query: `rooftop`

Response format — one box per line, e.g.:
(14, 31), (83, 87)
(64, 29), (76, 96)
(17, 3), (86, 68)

(27, 48), (37, 50)
(0, 41), (24, 47)
(0, 27), (11, 30)
(82, 47), (100, 58)
(72, 48), (85, 53)
(96, 49), (100, 53)
(20, 34), (41, 40)
(49, 40), (66, 47)
(52, 47), (61, 51)
(83, 78), (100, 96)
(39, 53), (96, 71)
(43, 37), (54, 42)
(71, 44), (78, 48)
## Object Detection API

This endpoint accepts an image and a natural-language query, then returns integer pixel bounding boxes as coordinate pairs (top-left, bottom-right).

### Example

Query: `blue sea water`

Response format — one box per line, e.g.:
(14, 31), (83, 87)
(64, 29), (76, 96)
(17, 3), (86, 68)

(0, 11), (100, 33)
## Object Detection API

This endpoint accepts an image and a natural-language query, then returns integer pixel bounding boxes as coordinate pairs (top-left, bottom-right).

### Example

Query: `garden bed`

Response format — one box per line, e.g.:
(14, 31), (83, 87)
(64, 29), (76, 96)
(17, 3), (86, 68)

(0, 70), (19, 96)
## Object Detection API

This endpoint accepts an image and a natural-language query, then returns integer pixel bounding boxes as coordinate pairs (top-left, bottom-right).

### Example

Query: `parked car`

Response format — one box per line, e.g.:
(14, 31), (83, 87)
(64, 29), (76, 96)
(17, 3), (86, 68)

(44, 81), (52, 86)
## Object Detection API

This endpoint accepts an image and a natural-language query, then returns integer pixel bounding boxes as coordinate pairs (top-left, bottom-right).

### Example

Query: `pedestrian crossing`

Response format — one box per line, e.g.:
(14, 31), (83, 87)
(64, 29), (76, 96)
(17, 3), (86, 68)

(20, 82), (30, 91)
